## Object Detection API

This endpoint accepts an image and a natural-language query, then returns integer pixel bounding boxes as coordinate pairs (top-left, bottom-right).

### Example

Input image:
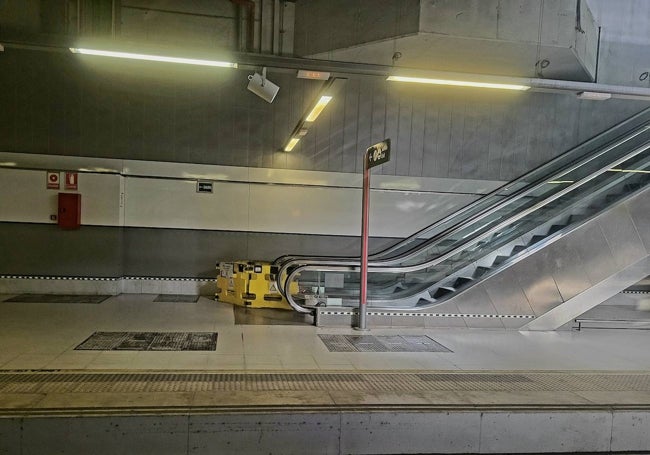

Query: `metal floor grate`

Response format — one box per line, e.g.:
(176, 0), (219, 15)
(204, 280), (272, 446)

(2, 372), (650, 394)
(153, 294), (199, 303)
(319, 334), (451, 352)
(3, 294), (111, 304)
(74, 332), (217, 351)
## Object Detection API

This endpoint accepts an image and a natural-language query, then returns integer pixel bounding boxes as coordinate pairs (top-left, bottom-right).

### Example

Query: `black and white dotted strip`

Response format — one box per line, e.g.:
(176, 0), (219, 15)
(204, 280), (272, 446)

(1, 275), (213, 282)
(319, 310), (535, 319)
(124, 276), (214, 282)
(0, 275), (118, 281)
(623, 290), (650, 295)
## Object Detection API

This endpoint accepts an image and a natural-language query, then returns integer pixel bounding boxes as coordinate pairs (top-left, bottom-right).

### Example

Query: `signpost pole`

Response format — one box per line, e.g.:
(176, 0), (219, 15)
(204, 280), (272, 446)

(358, 156), (371, 331)
(357, 139), (390, 331)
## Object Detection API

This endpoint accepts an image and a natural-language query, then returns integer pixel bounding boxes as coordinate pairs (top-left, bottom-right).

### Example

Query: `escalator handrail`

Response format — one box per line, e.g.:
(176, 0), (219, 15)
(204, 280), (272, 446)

(283, 141), (650, 312)
(276, 123), (650, 296)
(273, 107), (650, 270)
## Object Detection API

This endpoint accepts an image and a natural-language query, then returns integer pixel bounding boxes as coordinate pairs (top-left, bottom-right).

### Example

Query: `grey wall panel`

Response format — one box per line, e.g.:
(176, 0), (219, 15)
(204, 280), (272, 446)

(0, 49), (647, 181)
(341, 79), (361, 174)
(0, 223), (122, 277)
(123, 228), (245, 278)
(294, 0), (420, 56)
(0, 417), (21, 455)
(120, 2), (237, 49)
(395, 95), (413, 176)
(122, 227), (399, 278)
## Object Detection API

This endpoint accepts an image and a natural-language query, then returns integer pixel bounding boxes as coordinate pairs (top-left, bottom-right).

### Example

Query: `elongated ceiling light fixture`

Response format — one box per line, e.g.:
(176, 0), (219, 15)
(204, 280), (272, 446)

(283, 79), (344, 152)
(608, 168), (650, 174)
(305, 96), (333, 122)
(284, 137), (301, 152)
(387, 75), (530, 91)
(69, 48), (237, 68)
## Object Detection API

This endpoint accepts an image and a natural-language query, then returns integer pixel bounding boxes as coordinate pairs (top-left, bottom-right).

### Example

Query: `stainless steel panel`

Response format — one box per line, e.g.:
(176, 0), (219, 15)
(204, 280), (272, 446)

(455, 285), (499, 315)
(430, 300), (464, 315)
(454, 286), (505, 329)
(567, 220), (619, 285)
(523, 256), (650, 331)
(547, 238), (594, 301)
(512, 253), (564, 317)
(597, 204), (647, 269)
(482, 267), (536, 316)
(626, 191), (650, 253)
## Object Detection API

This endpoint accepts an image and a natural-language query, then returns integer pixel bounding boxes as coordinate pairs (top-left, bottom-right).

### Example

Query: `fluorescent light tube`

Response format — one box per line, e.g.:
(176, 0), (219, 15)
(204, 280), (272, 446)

(608, 168), (650, 174)
(70, 48), (237, 68)
(284, 138), (300, 152)
(387, 75), (530, 91)
(305, 96), (333, 122)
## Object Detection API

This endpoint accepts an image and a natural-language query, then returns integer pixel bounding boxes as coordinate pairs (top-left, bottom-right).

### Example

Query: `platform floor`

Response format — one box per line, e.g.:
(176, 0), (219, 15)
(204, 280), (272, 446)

(3, 294), (650, 453)
(2, 293), (650, 373)
(0, 294), (647, 372)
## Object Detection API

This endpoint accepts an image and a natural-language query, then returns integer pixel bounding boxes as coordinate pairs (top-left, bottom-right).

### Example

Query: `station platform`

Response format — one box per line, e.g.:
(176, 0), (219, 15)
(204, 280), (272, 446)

(1, 294), (650, 454)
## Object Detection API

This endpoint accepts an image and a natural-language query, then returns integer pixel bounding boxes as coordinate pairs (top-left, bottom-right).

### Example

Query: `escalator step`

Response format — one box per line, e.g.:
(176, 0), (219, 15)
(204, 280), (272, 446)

(431, 287), (455, 299)
(473, 266), (491, 278)
(568, 214), (586, 224)
(547, 224), (566, 234)
(511, 245), (526, 255)
(492, 255), (509, 266)
(452, 277), (473, 288)
(528, 235), (546, 246)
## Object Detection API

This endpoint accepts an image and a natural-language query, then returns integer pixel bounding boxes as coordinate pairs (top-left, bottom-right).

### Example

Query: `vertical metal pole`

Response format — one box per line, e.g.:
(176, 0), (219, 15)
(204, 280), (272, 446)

(358, 156), (370, 330)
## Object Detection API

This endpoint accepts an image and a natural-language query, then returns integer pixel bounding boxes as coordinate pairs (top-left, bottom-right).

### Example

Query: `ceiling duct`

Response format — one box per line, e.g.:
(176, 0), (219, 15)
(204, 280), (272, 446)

(295, 0), (598, 82)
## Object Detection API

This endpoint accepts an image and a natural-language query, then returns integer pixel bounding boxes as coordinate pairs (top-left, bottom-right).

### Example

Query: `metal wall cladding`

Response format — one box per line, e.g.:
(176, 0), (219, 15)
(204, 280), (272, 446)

(1, 49), (647, 180)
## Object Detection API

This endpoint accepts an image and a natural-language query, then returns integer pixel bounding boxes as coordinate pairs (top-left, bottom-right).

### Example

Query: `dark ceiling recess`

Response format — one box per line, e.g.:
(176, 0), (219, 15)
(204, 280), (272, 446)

(230, 0), (255, 52)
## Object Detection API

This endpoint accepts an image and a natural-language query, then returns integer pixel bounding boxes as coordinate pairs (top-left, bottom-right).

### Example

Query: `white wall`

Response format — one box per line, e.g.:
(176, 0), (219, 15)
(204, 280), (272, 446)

(0, 152), (504, 237)
(0, 168), (122, 226)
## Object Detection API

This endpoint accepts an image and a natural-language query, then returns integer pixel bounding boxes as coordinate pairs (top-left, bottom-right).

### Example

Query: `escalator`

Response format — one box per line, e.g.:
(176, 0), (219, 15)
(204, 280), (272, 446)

(274, 108), (650, 329)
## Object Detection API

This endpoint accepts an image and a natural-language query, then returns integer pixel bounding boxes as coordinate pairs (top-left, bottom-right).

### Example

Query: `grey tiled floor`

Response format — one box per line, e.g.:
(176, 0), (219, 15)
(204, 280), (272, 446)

(1, 293), (650, 372)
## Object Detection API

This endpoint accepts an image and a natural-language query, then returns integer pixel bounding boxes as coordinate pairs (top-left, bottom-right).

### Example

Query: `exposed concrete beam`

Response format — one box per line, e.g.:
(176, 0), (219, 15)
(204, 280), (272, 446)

(3, 34), (650, 101)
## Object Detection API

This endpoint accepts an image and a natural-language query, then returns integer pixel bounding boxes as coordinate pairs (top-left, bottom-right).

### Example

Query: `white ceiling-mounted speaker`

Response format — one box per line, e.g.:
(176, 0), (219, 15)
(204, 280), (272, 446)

(247, 68), (279, 103)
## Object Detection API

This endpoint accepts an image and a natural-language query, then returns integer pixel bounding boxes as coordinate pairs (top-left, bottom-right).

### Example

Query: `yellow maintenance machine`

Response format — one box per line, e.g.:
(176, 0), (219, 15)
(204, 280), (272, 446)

(216, 261), (297, 309)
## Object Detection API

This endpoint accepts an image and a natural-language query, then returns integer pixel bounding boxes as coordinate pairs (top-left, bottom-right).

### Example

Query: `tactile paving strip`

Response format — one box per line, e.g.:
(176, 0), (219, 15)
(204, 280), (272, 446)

(3, 294), (111, 304)
(153, 294), (199, 303)
(319, 335), (451, 352)
(2, 372), (650, 394)
(74, 332), (217, 351)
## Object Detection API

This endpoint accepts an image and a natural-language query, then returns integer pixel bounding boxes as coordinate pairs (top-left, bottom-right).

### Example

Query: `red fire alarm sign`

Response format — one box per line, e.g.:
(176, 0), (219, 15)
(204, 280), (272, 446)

(47, 171), (60, 189)
(65, 172), (78, 190)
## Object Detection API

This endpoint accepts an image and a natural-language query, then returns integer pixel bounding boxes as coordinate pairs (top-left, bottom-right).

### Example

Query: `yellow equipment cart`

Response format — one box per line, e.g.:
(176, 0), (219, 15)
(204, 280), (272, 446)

(216, 261), (296, 310)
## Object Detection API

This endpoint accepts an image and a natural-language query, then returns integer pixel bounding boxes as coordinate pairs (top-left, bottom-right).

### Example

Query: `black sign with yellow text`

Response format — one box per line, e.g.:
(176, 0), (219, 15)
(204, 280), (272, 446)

(366, 139), (391, 169)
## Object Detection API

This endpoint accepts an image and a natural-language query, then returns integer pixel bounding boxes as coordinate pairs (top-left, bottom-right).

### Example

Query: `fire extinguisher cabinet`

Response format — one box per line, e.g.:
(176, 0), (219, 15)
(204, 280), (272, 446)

(58, 193), (81, 229)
